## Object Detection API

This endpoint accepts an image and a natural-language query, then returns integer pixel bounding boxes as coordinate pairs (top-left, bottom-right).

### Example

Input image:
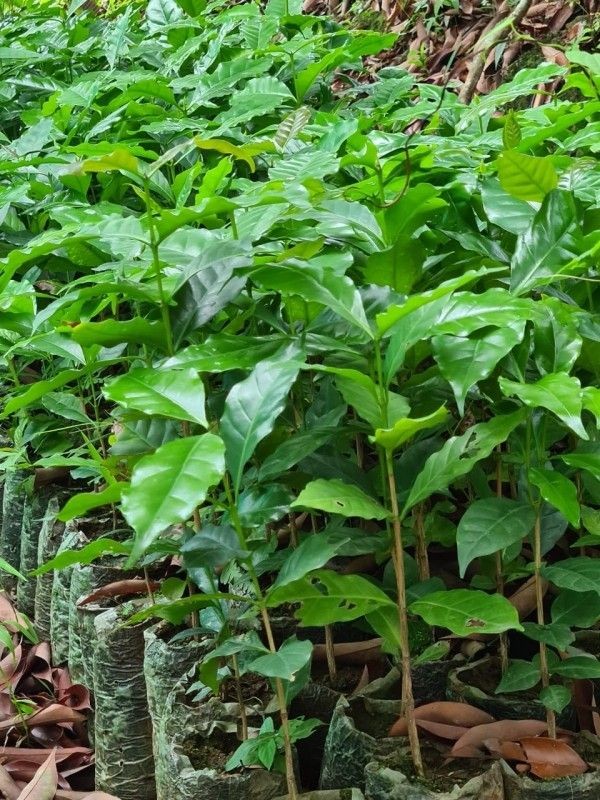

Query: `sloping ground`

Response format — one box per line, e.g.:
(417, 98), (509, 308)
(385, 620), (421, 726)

(305, 0), (599, 99)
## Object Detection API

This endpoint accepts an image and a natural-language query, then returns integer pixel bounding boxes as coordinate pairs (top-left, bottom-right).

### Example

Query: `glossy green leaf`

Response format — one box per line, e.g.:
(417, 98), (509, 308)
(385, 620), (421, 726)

(1, 371), (80, 417)
(267, 569), (394, 625)
(220, 350), (303, 494)
(433, 324), (525, 414)
(510, 191), (581, 296)
(164, 335), (287, 372)
(496, 660), (539, 693)
(271, 534), (348, 591)
(410, 589), (523, 637)
(291, 478), (389, 520)
(57, 484), (126, 522)
(521, 622), (574, 651)
(551, 590), (600, 627)
(497, 151), (557, 201)
(373, 406), (448, 452)
(456, 498), (535, 578)
(32, 539), (130, 576)
(551, 656), (600, 679)
(104, 368), (207, 426)
(68, 319), (167, 350)
(499, 372), (587, 439)
(252, 262), (371, 336)
(248, 638), (313, 681)
(543, 557), (600, 594)
(122, 434), (226, 561)
(528, 467), (580, 527)
(181, 525), (247, 574)
(561, 452), (600, 481)
(403, 410), (527, 514)
(540, 685), (571, 714)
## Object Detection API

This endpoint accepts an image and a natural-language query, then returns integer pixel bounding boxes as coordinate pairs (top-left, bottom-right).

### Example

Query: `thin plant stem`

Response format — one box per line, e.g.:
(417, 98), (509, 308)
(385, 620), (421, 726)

(495, 451), (509, 674)
(324, 624), (337, 683)
(386, 450), (424, 777)
(232, 653), (249, 741)
(143, 176), (174, 357)
(533, 510), (556, 738)
(413, 503), (430, 581)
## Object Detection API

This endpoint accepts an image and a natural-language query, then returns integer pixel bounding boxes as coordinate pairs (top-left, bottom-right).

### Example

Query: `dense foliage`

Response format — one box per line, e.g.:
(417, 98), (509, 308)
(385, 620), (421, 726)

(1, 0), (600, 793)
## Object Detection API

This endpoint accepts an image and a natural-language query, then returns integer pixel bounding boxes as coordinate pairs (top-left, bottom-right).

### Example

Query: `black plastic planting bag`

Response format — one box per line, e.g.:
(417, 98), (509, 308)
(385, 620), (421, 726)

(35, 494), (68, 640)
(93, 607), (156, 800)
(364, 759), (505, 800)
(17, 487), (52, 618)
(50, 520), (85, 665)
(143, 627), (210, 800)
(69, 561), (134, 686)
(0, 468), (29, 592)
(156, 677), (286, 800)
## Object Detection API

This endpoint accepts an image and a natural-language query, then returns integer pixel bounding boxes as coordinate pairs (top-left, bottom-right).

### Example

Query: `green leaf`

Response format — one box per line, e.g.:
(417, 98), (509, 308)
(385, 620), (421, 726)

(258, 427), (337, 482)
(552, 590), (600, 628)
(291, 478), (389, 520)
(365, 605), (401, 654)
(410, 589), (523, 637)
(164, 335), (286, 372)
(540, 685), (571, 715)
(57, 484), (126, 522)
(502, 111), (522, 149)
(481, 179), (536, 235)
(267, 570), (394, 626)
(521, 622), (574, 651)
(220, 350), (303, 494)
(528, 467), (580, 527)
(496, 660), (539, 693)
(68, 318), (167, 350)
(104, 368), (207, 426)
(499, 372), (587, 439)
(271, 534), (348, 591)
(403, 410), (527, 514)
(327, 367), (408, 430)
(41, 392), (90, 423)
(181, 525), (248, 574)
(456, 498), (535, 578)
(561, 452), (600, 481)
(2, 371), (80, 417)
(433, 324), (525, 414)
(127, 593), (238, 626)
(543, 557), (600, 594)
(252, 262), (371, 337)
(122, 434), (225, 562)
(497, 151), (558, 201)
(0, 557), (26, 582)
(78, 148), (139, 175)
(551, 656), (600, 679)
(510, 191), (581, 296)
(376, 268), (491, 335)
(373, 406), (448, 452)
(237, 484), (292, 528)
(32, 539), (130, 576)
(248, 637), (313, 682)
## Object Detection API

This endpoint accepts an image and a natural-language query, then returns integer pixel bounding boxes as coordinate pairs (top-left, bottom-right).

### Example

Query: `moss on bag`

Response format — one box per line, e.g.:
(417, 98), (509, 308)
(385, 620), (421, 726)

(0, 468), (29, 592)
(156, 674), (286, 800)
(143, 626), (210, 800)
(17, 487), (52, 618)
(93, 606), (156, 800)
(34, 493), (69, 639)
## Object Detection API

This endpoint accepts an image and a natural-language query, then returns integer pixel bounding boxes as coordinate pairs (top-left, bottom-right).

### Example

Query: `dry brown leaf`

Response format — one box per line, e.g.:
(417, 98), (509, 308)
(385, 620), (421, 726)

(520, 737), (587, 778)
(452, 720), (549, 757)
(483, 738), (526, 762)
(0, 705), (85, 733)
(16, 750), (57, 800)
(77, 579), (159, 607)
(0, 763), (20, 800)
(312, 638), (383, 665)
(415, 719), (469, 741)
(390, 701), (495, 737)
(507, 576), (545, 621)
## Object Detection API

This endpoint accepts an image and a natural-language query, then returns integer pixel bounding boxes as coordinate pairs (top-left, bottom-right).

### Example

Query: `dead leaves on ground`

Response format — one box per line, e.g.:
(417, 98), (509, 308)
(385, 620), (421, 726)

(390, 701), (588, 779)
(0, 751), (119, 800)
(0, 593), (95, 796)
